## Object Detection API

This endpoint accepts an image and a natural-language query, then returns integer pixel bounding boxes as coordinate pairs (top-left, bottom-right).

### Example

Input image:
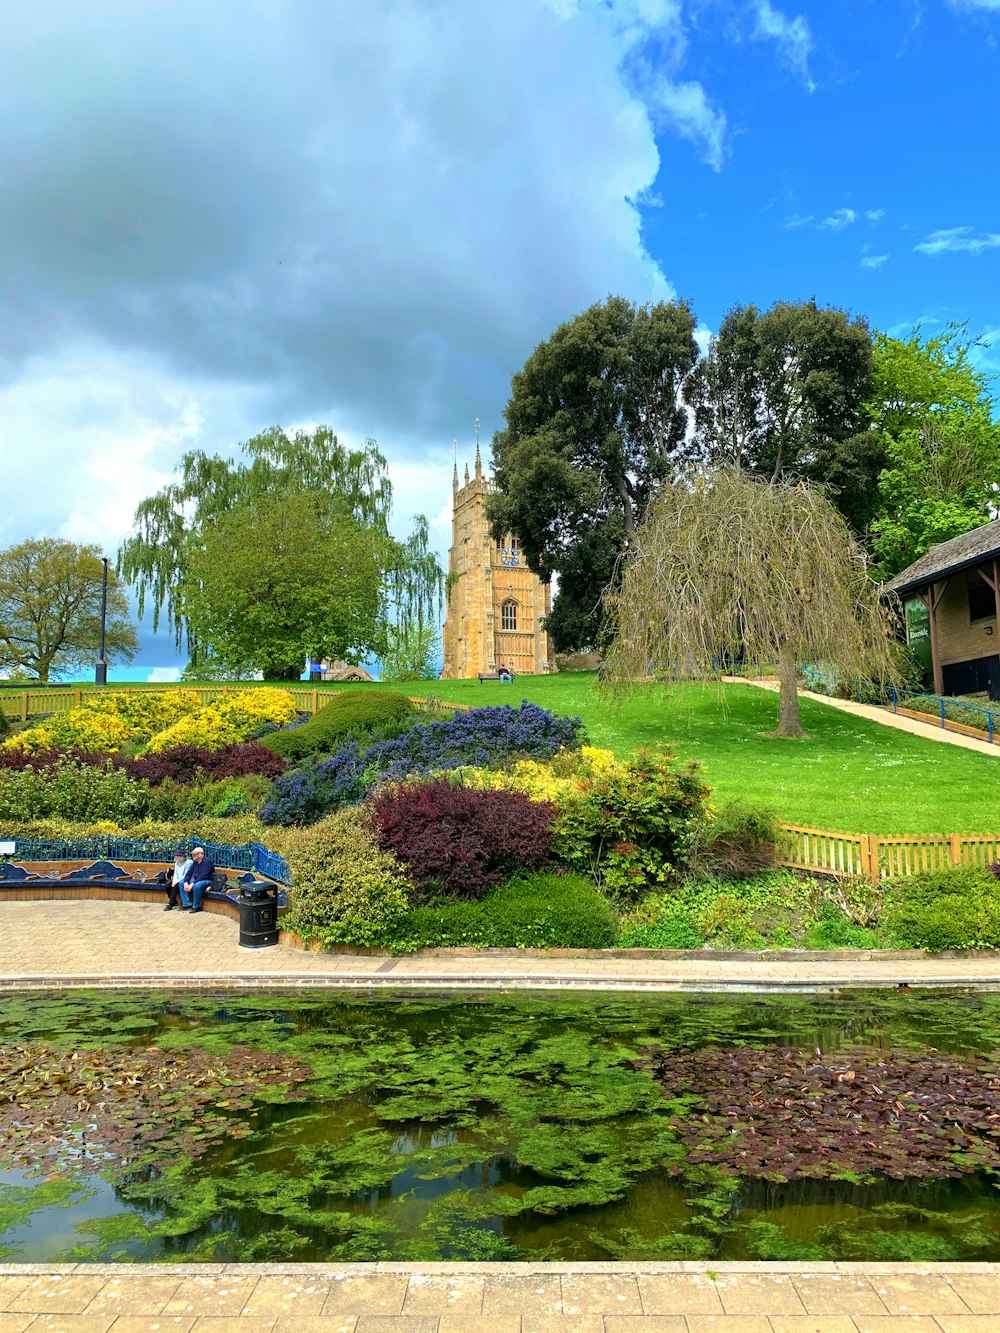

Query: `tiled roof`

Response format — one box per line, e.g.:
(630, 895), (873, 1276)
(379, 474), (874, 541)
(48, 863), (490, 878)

(889, 519), (1000, 594)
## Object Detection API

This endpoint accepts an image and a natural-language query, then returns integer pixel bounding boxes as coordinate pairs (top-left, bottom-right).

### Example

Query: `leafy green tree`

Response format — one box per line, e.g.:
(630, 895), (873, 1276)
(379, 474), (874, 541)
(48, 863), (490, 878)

(868, 324), (1000, 577)
(379, 622), (441, 681)
(0, 539), (137, 681)
(119, 426), (394, 653)
(695, 300), (880, 530)
(488, 295), (701, 651)
(382, 514), (444, 681)
(602, 471), (900, 738)
(181, 492), (393, 680)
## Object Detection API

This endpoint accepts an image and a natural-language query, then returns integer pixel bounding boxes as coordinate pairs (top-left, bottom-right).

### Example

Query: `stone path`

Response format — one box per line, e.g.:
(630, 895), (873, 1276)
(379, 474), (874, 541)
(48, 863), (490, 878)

(2, 1262), (999, 1332)
(3, 900), (1000, 991)
(725, 677), (999, 756)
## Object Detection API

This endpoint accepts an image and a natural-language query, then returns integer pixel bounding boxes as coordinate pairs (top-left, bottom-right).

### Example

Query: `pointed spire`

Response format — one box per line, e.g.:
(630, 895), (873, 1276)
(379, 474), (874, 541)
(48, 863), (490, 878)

(474, 440), (482, 479)
(452, 461), (459, 490)
(464, 461), (470, 484)
(452, 439), (459, 490)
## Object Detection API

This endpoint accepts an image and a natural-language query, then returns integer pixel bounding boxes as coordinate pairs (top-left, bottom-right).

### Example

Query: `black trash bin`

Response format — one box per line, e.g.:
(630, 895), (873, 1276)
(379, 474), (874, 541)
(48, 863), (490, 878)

(238, 880), (279, 949)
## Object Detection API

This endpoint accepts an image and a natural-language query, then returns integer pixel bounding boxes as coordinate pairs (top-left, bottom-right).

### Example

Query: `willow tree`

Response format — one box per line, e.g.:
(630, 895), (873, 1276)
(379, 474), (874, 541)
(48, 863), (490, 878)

(381, 514), (445, 681)
(118, 426), (394, 656)
(601, 470), (900, 738)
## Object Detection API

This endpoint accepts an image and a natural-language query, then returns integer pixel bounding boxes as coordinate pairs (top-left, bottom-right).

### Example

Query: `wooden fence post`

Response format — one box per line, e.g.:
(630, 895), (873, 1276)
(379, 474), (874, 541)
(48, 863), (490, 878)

(74, 689), (82, 708)
(312, 689), (319, 715)
(859, 833), (880, 885)
(950, 832), (963, 868)
(20, 692), (28, 723)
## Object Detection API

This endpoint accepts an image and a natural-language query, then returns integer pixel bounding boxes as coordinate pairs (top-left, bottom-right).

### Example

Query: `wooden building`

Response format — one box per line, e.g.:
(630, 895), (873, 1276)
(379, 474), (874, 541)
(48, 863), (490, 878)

(891, 519), (1000, 699)
(441, 446), (555, 680)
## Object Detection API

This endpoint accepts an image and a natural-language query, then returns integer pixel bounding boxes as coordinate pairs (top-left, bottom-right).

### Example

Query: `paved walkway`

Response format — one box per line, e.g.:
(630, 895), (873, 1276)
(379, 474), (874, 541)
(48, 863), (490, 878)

(3, 900), (1000, 991)
(726, 677), (999, 756)
(1, 1261), (999, 1332)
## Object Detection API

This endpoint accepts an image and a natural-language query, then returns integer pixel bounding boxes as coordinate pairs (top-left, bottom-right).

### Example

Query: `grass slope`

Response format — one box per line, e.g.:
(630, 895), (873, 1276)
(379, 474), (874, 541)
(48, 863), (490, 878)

(318, 672), (998, 835)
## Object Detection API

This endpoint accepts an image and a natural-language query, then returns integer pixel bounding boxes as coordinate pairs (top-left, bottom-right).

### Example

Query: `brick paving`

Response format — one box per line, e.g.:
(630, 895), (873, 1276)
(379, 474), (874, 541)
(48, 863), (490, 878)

(3, 900), (1000, 992)
(0, 1263), (998, 1331)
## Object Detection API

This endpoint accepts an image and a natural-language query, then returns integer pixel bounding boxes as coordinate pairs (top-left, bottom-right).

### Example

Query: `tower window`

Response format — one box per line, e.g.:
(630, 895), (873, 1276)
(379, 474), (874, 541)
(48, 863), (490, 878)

(501, 599), (517, 631)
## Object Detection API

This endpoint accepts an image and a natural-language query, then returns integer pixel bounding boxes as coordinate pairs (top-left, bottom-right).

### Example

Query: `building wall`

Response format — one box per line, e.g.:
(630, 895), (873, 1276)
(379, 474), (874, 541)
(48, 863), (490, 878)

(936, 568), (998, 667)
(441, 458), (555, 679)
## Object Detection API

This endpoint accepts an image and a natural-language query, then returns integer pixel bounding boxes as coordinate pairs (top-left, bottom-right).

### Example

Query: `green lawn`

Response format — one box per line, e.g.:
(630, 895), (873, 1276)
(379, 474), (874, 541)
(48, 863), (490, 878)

(325, 671), (1000, 836)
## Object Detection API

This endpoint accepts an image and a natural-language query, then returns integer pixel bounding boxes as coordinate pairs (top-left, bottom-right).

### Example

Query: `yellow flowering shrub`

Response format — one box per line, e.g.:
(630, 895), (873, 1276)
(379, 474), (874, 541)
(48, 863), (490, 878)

(2, 690), (203, 754)
(453, 745), (619, 803)
(145, 688), (297, 753)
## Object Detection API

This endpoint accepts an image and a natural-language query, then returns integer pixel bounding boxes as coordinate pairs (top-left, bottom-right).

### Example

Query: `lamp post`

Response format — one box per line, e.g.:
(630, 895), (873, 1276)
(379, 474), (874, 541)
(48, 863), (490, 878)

(95, 557), (109, 686)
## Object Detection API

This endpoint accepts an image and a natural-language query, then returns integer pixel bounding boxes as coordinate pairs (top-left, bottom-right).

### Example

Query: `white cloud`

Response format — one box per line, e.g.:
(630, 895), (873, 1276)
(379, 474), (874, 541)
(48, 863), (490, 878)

(820, 208), (857, 231)
(865, 208), (886, 223)
(949, 0), (1000, 11)
(781, 213), (814, 229)
(1, 0), (722, 564)
(914, 226), (1000, 255)
(750, 0), (816, 91)
(860, 252), (889, 270)
(147, 667), (181, 683)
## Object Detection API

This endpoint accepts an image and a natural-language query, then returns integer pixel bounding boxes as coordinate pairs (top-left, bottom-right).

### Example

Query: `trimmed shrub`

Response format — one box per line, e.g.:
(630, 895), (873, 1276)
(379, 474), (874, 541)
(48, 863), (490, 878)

(883, 867), (1000, 951)
(145, 688), (297, 752)
(0, 759), (151, 823)
(369, 780), (556, 901)
(555, 747), (710, 899)
(259, 744), (367, 827)
(0, 708), (8, 740)
(146, 774), (276, 821)
(262, 689), (415, 760)
(0, 748), (107, 773)
(363, 701), (584, 780)
(2, 689), (203, 754)
(1, 813), (273, 847)
(121, 742), (288, 785)
(385, 872), (619, 952)
(280, 806), (412, 946)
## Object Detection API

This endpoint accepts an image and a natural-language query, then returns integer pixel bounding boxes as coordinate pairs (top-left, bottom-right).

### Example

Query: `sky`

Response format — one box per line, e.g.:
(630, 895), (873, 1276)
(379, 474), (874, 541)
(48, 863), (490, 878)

(2, 0), (999, 678)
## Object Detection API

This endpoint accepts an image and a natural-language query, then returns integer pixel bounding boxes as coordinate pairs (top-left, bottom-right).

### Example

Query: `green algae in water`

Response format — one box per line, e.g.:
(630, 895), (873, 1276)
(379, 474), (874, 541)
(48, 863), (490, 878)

(3, 988), (1000, 1262)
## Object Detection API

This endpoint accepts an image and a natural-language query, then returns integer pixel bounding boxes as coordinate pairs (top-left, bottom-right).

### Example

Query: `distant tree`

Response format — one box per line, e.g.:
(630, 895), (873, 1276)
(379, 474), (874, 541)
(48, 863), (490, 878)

(695, 300), (881, 530)
(181, 492), (393, 680)
(0, 539), (137, 681)
(601, 471), (900, 738)
(119, 426), (394, 655)
(379, 622), (441, 681)
(488, 295), (701, 651)
(386, 514), (444, 674)
(867, 324), (1000, 577)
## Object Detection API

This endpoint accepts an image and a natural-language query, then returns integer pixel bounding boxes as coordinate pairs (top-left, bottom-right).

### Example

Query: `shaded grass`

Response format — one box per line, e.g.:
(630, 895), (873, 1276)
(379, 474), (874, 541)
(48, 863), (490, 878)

(317, 672), (1000, 835)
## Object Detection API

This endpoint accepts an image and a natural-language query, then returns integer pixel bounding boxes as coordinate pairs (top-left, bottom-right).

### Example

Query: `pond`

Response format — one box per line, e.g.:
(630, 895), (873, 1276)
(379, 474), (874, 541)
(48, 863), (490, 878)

(2, 987), (1000, 1263)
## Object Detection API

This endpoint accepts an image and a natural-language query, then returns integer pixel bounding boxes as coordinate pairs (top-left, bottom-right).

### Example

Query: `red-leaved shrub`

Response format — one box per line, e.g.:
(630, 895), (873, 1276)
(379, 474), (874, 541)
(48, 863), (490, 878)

(121, 742), (288, 785)
(368, 781), (555, 901)
(0, 749), (107, 772)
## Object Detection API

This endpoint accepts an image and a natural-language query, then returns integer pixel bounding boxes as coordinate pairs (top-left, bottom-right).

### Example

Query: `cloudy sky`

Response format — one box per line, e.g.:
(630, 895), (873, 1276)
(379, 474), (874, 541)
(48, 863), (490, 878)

(2, 0), (999, 676)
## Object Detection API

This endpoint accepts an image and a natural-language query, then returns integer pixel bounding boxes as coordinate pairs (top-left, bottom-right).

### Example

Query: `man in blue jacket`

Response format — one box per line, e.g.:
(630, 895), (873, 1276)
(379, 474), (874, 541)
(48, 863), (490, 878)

(180, 846), (215, 913)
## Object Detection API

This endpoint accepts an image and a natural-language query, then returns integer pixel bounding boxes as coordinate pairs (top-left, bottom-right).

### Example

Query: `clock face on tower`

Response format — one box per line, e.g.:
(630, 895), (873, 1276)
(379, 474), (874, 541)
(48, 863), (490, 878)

(501, 546), (519, 566)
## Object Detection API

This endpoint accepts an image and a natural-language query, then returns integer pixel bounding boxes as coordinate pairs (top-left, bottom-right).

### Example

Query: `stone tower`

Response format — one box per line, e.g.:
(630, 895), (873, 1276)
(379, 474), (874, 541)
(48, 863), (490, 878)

(441, 444), (555, 679)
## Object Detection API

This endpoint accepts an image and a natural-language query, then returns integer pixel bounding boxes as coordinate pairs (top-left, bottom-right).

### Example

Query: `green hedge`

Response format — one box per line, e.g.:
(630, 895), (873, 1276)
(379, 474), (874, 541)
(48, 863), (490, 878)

(383, 872), (619, 953)
(883, 866), (1000, 951)
(261, 689), (415, 760)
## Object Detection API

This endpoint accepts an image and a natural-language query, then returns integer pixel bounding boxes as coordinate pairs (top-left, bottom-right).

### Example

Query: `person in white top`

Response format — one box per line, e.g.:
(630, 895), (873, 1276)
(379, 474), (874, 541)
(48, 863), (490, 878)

(161, 851), (193, 912)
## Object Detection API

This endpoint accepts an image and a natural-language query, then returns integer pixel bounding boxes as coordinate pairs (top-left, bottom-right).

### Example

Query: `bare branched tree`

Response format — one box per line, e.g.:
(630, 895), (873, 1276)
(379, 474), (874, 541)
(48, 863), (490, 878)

(601, 470), (901, 738)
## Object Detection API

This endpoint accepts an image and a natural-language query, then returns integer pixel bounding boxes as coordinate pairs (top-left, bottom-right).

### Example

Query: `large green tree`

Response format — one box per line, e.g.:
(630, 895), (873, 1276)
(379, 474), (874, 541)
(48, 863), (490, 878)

(867, 324), (1000, 577)
(182, 492), (393, 680)
(381, 514), (444, 680)
(695, 300), (881, 531)
(488, 295), (701, 651)
(118, 426), (394, 654)
(0, 539), (137, 681)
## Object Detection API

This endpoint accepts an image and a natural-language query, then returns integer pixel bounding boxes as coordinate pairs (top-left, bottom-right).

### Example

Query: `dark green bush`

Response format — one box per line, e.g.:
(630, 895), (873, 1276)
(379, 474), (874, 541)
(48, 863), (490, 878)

(687, 801), (777, 879)
(261, 689), (415, 760)
(883, 867), (1000, 951)
(799, 902), (886, 950)
(385, 872), (619, 952)
(0, 707), (8, 740)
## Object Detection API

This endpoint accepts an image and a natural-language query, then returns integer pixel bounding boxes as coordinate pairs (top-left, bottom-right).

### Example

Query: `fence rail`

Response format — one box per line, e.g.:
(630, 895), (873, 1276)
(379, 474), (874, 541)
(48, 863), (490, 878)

(777, 822), (1000, 883)
(0, 684), (469, 723)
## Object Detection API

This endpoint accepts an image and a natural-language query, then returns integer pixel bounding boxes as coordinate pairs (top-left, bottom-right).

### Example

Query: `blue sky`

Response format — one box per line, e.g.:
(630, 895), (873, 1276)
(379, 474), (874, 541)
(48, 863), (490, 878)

(1, 0), (997, 679)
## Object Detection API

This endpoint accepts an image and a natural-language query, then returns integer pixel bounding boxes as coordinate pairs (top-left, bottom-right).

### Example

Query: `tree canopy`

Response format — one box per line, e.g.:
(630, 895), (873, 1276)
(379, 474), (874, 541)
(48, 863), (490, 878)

(182, 491), (392, 680)
(867, 324), (1000, 577)
(0, 539), (137, 681)
(601, 471), (900, 738)
(488, 295), (701, 651)
(694, 300), (881, 531)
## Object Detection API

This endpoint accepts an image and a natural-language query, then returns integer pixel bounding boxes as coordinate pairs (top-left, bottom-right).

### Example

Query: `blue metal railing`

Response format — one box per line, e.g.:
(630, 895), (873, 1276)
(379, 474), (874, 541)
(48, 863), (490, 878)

(5, 835), (291, 884)
(888, 686), (999, 745)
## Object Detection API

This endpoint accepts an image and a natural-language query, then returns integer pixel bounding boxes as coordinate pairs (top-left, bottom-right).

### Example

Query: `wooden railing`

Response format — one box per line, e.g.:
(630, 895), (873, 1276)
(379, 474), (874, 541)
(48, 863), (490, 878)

(0, 683), (469, 723)
(777, 823), (1000, 883)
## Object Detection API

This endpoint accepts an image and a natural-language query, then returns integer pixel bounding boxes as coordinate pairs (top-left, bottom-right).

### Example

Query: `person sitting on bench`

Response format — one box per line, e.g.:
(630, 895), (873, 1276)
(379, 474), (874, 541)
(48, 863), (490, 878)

(498, 663), (514, 683)
(179, 846), (215, 914)
(158, 850), (192, 912)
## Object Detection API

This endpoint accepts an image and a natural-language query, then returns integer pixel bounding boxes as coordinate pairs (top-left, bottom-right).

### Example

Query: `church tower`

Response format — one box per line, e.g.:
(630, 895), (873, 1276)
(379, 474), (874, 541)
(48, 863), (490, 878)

(441, 439), (555, 679)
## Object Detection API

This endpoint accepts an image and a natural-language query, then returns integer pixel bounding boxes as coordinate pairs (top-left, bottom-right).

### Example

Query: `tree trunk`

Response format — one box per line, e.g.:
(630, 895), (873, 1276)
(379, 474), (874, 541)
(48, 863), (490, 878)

(773, 650), (808, 739)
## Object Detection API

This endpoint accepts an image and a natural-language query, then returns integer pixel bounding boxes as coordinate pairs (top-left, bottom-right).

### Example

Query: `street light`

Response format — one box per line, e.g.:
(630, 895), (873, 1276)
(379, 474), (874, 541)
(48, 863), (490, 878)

(95, 556), (109, 686)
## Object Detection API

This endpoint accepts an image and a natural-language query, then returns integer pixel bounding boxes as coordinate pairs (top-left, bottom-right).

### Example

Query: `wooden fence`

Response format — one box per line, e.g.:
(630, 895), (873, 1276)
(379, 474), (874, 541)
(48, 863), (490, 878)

(0, 684), (470, 723)
(777, 822), (1000, 883)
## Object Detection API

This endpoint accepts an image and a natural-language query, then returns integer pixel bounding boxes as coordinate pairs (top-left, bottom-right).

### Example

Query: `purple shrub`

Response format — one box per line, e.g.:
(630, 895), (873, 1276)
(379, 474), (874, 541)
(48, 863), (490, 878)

(259, 745), (366, 826)
(122, 742), (288, 785)
(369, 780), (556, 901)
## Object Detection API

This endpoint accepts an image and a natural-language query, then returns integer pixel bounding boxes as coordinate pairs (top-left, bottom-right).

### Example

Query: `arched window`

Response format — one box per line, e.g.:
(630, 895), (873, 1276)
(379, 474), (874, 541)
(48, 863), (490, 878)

(501, 599), (517, 631)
